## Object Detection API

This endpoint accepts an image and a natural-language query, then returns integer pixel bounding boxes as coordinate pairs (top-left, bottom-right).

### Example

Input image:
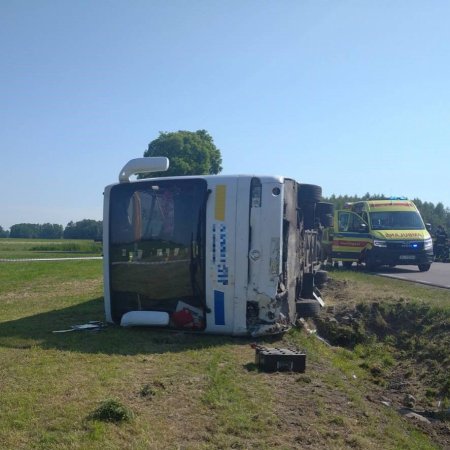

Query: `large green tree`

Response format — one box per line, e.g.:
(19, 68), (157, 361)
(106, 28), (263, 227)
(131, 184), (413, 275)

(142, 130), (222, 177)
(63, 220), (102, 240)
(9, 223), (63, 239)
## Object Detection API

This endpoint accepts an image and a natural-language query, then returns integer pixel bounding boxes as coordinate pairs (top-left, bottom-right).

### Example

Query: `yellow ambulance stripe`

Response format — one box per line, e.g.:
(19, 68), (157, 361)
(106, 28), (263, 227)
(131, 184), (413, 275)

(215, 185), (226, 221)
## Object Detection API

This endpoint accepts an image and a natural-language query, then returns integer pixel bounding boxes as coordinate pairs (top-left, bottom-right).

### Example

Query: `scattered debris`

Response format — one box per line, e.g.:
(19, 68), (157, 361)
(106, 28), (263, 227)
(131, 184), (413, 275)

(252, 344), (306, 373)
(402, 411), (431, 425)
(52, 321), (106, 333)
(403, 393), (416, 409)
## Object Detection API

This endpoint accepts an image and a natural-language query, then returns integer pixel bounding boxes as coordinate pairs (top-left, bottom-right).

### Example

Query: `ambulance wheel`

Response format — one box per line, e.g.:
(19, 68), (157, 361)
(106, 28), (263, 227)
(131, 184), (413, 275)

(365, 260), (380, 271)
(342, 261), (353, 269)
(418, 264), (431, 272)
(296, 300), (320, 318)
(366, 262), (379, 271)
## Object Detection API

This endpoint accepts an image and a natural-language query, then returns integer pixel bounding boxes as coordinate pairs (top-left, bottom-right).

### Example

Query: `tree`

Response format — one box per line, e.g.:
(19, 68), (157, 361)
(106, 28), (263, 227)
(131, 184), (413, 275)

(10, 223), (40, 238)
(0, 226), (9, 238)
(141, 130), (222, 177)
(63, 220), (102, 240)
(40, 223), (63, 239)
(9, 223), (63, 239)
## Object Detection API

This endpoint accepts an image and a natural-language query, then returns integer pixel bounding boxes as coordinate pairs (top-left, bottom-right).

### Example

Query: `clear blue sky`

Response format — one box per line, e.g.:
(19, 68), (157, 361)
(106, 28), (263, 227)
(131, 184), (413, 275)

(1, 0), (449, 229)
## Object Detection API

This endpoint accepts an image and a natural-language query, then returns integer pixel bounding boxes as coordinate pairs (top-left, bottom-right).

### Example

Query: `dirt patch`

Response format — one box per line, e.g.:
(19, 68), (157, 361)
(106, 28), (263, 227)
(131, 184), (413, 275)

(309, 277), (450, 449)
(262, 362), (375, 449)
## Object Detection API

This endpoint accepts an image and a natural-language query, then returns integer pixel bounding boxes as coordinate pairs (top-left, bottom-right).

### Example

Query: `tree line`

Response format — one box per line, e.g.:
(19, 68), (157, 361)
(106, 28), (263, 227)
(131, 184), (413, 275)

(2, 196), (448, 240)
(325, 193), (450, 234)
(0, 219), (102, 240)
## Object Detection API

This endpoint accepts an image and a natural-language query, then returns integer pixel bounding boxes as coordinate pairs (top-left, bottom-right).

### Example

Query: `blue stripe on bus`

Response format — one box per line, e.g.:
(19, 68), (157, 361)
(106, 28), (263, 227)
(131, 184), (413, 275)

(214, 290), (225, 325)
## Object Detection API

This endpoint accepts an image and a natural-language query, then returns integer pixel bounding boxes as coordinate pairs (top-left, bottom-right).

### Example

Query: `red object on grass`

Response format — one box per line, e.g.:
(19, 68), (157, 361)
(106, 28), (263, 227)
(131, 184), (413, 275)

(172, 309), (194, 327)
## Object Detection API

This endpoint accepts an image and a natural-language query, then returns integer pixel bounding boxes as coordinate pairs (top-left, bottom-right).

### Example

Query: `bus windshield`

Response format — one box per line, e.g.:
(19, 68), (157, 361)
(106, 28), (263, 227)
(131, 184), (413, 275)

(369, 211), (425, 230)
(108, 179), (207, 324)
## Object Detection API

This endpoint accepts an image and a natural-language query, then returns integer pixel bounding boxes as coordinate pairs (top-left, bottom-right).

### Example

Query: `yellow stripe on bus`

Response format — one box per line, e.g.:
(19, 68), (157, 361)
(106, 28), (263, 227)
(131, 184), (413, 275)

(215, 185), (226, 221)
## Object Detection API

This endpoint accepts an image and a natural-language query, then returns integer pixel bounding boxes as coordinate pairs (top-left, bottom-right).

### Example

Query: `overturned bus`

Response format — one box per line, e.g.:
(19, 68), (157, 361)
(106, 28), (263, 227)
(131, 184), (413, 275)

(103, 157), (325, 336)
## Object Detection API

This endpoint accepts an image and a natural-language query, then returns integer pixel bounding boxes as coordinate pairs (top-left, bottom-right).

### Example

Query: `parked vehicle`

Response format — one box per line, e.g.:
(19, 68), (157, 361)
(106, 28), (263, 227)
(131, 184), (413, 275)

(434, 242), (449, 262)
(103, 157), (325, 336)
(434, 225), (449, 262)
(329, 198), (434, 272)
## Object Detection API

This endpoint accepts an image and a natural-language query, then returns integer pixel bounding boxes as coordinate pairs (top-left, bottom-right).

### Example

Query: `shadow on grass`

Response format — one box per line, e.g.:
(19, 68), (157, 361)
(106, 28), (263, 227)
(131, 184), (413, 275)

(0, 297), (262, 355)
(326, 264), (421, 275)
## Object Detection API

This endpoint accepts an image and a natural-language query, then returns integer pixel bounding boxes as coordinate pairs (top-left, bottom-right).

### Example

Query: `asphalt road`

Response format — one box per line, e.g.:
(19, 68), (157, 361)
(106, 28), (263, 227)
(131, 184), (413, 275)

(376, 262), (450, 289)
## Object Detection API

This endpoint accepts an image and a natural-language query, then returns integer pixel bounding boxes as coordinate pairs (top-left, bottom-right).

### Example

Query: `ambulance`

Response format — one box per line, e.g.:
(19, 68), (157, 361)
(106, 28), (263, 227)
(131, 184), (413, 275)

(331, 198), (434, 271)
(103, 157), (324, 336)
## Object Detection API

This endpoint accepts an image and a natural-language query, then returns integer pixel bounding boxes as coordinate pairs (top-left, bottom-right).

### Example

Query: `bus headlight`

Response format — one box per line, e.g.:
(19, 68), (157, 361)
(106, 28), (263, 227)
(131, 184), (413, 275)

(424, 238), (433, 250)
(373, 240), (387, 248)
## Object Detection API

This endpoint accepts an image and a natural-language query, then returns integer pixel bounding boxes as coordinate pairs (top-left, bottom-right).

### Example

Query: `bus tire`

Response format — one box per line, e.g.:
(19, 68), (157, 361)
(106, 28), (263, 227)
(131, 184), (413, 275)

(298, 184), (322, 205)
(321, 213), (334, 227)
(296, 300), (321, 318)
(314, 270), (328, 287)
(316, 202), (334, 226)
(418, 264), (431, 272)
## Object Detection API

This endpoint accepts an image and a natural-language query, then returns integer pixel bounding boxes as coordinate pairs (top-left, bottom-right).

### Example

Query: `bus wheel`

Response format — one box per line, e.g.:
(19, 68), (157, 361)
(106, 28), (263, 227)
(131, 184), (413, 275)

(314, 270), (328, 288)
(296, 300), (320, 318)
(418, 264), (431, 272)
(298, 184), (322, 204)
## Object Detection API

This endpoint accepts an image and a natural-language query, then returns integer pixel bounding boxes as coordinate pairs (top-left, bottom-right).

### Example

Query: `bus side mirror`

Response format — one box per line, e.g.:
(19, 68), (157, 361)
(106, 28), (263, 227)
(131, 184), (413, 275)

(425, 223), (432, 232)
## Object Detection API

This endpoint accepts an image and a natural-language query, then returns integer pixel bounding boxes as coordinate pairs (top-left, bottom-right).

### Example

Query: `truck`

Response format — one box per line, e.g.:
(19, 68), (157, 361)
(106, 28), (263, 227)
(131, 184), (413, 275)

(103, 157), (326, 336)
(329, 198), (434, 271)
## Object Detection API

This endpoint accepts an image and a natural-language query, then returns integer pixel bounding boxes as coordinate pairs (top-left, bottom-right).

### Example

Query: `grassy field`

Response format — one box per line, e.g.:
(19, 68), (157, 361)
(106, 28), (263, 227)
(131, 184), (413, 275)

(0, 253), (449, 449)
(0, 238), (102, 259)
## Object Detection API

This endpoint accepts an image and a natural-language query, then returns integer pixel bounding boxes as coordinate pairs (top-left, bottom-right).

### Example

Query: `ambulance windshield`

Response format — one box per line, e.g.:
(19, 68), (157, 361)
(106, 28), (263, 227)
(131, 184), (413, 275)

(369, 211), (425, 230)
(108, 179), (208, 324)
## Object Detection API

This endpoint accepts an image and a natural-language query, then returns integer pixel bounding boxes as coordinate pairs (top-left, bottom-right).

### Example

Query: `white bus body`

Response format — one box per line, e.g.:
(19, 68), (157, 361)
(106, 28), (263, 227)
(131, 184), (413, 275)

(103, 159), (322, 336)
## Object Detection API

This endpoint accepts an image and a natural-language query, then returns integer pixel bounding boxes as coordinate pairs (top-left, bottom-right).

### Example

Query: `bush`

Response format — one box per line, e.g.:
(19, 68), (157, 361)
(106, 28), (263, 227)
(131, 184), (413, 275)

(88, 399), (133, 423)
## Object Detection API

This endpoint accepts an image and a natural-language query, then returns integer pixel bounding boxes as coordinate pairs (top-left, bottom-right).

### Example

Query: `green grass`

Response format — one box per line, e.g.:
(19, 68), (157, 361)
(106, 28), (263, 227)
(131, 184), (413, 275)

(330, 267), (450, 310)
(321, 267), (450, 409)
(0, 257), (447, 448)
(0, 238), (102, 259)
